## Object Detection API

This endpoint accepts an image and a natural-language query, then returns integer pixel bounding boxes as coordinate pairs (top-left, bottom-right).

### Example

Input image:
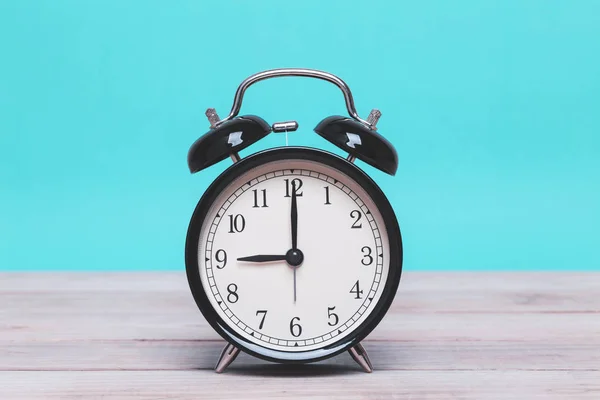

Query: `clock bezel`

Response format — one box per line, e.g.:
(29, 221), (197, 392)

(185, 147), (403, 363)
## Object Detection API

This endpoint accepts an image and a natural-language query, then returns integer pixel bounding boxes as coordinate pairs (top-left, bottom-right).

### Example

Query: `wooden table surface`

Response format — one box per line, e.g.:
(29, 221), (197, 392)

(1, 272), (598, 399)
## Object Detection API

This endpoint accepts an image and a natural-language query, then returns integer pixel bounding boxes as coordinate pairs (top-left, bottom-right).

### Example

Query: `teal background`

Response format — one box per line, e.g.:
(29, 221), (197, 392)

(1, 1), (599, 271)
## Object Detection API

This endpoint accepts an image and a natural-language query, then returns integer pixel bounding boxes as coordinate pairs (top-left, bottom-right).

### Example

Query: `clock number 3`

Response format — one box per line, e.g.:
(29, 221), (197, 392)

(361, 246), (374, 266)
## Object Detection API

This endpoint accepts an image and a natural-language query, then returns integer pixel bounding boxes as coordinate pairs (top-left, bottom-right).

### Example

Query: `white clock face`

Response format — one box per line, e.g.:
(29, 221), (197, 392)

(197, 158), (390, 353)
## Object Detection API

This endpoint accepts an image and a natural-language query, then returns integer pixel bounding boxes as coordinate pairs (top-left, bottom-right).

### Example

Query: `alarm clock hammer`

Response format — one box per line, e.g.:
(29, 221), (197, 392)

(185, 68), (403, 373)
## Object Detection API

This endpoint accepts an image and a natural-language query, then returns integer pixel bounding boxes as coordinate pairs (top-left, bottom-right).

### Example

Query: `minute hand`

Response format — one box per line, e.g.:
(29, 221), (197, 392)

(290, 180), (299, 304)
(291, 181), (298, 249)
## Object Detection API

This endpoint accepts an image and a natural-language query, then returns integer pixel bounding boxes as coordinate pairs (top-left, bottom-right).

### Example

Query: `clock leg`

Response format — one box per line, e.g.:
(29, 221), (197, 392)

(215, 343), (240, 373)
(348, 342), (373, 373)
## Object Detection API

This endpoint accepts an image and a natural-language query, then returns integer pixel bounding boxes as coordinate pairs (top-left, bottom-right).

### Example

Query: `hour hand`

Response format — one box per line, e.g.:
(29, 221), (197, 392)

(237, 254), (287, 263)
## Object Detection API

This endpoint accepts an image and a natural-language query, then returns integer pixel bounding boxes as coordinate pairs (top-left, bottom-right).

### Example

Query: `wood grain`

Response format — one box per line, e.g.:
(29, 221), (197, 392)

(2, 371), (600, 400)
(2, 341), (599, 372)
(0, 272), (598, 399)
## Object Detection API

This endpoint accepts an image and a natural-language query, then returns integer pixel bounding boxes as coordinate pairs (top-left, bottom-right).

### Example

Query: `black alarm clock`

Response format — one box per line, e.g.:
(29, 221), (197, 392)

(185, 68), (402, 373)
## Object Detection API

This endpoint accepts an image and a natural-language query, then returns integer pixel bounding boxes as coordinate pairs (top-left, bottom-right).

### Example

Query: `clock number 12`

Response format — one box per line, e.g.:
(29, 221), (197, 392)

(284, 179), (303, 197)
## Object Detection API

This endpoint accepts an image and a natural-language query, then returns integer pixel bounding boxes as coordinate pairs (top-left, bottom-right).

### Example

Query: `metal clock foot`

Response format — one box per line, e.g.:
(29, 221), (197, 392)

(215, 343), (240, 373)
(348, 343), (373, 373)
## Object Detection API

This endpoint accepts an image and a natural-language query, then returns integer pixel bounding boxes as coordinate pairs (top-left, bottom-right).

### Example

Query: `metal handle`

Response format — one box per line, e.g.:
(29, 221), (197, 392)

(213, 68), (376, 128)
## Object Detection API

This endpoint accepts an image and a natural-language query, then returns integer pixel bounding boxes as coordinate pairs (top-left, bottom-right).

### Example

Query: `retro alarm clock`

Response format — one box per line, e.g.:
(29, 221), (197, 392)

(185, 68), (402, 373)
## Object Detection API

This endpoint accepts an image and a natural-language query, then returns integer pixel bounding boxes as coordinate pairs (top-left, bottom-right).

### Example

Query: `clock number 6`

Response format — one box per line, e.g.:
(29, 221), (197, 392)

(227, 283), (239, 303)
(327, 306), (339, 326)
(290, 317), (302, 337)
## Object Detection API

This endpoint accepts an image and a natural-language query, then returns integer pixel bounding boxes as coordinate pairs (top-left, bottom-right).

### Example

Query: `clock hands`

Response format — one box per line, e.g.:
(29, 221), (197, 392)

(293, 265), (297, 303)
(236, 180), (303, 304)
(290, 180), (299, 303)
(237, 254), (286, 262)
(291, 180), (298, 250)
(237, 249), (304, 265)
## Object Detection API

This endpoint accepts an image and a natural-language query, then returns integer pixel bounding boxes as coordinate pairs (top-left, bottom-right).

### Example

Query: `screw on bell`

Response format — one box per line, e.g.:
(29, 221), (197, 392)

(206, 108), (221, 128)
(367, 109), (381, 130)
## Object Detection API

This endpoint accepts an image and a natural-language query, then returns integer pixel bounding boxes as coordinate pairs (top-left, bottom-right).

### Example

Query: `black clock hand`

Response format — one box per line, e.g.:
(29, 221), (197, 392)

(291, 180), (298, 250)
(237, 255), (287, 262)
(290, 180), (298, 303)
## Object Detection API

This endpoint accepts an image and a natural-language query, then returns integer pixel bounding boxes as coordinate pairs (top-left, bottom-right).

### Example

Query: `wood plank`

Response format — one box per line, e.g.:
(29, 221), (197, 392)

(1, 370), (599, 399)
(2, 271), (598, 291)
(2, 272), (599, 342)
(0, 272), (598, 399)
(3, 272), (599, 311)
(1, 340), (599, 372)
(3, 301), (600, 342)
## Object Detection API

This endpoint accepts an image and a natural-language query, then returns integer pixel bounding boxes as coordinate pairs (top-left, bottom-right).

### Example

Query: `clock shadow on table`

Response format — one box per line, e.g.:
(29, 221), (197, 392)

(204, 352), (362, 377)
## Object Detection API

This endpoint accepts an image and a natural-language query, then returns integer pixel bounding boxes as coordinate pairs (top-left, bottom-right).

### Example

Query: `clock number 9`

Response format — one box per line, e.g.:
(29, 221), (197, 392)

(214, 249), (227, 269)
(361, 246), (373, 266)
(350, 210), (362, 228)
(227, 283), (238, 303)
(327, 306), (339, 326)
(289, 317), (302, 337)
